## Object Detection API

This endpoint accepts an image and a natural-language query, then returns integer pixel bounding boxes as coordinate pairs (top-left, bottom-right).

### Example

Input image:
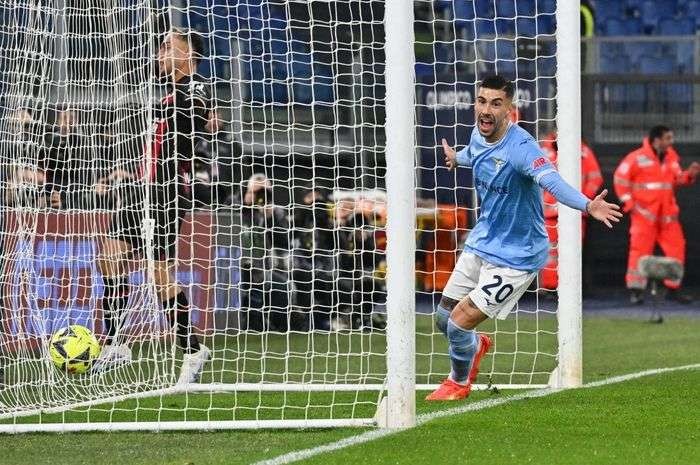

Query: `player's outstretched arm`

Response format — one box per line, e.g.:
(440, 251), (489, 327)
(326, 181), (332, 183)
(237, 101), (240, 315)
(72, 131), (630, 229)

(586, 189), (623, 229)
(538, 171), (622, 229)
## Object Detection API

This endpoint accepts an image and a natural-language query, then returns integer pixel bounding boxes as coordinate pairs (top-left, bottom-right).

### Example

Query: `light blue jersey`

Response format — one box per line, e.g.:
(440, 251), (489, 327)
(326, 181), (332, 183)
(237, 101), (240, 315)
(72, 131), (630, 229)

(456, 123), (558, 271)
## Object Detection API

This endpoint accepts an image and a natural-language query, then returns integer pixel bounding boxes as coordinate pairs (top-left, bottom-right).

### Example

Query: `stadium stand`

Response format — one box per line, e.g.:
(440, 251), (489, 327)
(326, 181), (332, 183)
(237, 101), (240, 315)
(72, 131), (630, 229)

(426, 0), (697, 77)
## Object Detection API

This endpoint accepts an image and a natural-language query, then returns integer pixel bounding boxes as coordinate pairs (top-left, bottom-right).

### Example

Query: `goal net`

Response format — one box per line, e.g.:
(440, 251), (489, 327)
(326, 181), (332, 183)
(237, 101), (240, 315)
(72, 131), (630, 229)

(0, 0), (579, 432)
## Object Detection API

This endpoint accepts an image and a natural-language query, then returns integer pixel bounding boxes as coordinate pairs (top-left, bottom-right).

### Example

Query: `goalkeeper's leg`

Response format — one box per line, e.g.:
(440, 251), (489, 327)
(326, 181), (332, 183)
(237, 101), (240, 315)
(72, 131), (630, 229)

(92, 237), (135, 373)
(153, 260), (209, 384)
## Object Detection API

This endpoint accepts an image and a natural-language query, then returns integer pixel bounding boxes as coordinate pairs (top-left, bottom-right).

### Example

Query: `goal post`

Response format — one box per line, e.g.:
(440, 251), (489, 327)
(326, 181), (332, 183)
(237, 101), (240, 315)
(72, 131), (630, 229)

(554, 0), (583, 389)
(384, 0), (417, 429)
(0, 0), (581, 433)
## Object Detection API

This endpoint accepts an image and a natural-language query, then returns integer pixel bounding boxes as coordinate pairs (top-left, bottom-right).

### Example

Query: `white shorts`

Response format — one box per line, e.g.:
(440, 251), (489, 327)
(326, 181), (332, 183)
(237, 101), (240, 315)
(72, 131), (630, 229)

(442, 252), (536, 320)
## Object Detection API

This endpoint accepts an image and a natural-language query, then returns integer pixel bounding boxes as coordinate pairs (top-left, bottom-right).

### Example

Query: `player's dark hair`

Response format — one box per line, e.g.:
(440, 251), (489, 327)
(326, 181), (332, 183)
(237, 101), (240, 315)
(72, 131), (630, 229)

(648, 125), (671, 143)
(171, 27), (205, 63)
(479, 75), (515, 99)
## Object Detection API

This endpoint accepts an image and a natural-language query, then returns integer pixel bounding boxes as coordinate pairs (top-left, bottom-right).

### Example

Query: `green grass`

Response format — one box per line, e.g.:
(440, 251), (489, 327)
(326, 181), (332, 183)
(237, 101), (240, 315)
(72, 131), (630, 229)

(0, 316), (698, 465)
(302, 370), (700, 465)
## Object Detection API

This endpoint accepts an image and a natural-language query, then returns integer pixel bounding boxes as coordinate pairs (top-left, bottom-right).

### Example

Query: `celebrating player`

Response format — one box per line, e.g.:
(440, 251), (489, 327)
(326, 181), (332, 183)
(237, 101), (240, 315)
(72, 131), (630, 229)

(427, 75), (622, 401)
(93, 28), (211, 383)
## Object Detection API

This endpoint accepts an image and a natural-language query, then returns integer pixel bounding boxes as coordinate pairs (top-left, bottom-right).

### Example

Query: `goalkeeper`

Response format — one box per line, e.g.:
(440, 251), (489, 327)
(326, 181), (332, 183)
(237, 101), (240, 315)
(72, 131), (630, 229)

(427, 75), (622, 401)
(93, 28), (211, 383)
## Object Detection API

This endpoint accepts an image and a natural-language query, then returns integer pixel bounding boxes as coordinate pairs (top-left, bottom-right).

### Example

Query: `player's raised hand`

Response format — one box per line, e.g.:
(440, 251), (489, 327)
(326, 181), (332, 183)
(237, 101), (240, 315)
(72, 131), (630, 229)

(586, 189), (623, 228)
(442, 138), (457, 170)
(688, 161), (700, 177)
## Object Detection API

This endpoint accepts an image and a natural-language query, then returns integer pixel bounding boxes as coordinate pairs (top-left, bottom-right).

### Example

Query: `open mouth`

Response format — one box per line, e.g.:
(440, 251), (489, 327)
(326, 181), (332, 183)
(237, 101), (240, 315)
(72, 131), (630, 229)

(478, 117), (494, 132)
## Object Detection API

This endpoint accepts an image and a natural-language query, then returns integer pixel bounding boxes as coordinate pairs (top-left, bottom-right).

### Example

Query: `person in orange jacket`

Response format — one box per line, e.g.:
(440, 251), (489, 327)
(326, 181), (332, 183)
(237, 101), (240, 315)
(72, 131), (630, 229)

(614, 125), (700, 304)
(539, 133), (603, 292)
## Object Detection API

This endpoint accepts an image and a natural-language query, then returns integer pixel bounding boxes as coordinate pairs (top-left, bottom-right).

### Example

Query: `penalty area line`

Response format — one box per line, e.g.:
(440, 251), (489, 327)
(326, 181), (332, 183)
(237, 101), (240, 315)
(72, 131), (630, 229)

(252, 363), (700, 465)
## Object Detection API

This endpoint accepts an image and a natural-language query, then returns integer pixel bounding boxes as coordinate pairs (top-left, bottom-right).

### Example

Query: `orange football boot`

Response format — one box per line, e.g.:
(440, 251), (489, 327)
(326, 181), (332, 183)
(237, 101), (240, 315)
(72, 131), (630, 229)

(425, 378), (471, 401)
(467, 333), (493, 385)
(425, 333), (493, 401)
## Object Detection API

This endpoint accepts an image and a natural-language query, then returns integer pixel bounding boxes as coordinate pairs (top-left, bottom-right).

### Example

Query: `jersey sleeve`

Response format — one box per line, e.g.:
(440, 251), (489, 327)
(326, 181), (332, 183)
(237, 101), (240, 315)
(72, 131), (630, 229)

(511, 136), (556, 182)
(455, 145), (472, 167)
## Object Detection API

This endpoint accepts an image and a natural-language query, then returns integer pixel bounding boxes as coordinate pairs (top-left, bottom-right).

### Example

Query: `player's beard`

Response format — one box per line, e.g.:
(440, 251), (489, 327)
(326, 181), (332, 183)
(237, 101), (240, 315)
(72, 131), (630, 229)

(477, 114), (496, 137)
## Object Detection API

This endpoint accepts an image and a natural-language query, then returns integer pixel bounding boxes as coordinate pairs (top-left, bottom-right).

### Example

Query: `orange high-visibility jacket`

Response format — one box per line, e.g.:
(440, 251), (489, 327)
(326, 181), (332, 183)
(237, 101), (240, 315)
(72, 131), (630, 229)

(541, 137), (603, 219)
(613, 138), (696, 222)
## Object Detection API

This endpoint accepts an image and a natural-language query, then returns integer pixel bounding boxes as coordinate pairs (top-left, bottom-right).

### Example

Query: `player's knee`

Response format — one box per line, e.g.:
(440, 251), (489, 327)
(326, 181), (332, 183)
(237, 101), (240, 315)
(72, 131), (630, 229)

(436, 296), (460, 335)
(434, 305), (450, 336)
(451, 297), (483, 330)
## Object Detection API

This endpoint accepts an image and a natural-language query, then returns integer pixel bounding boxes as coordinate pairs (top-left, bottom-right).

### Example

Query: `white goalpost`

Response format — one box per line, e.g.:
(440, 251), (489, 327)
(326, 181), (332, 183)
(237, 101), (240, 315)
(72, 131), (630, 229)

(0, 0), (581, 433)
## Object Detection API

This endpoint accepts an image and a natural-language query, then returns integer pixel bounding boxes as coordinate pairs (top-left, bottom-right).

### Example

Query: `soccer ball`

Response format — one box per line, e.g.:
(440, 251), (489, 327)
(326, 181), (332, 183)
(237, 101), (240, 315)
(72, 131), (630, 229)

(49, 325), (102, 374)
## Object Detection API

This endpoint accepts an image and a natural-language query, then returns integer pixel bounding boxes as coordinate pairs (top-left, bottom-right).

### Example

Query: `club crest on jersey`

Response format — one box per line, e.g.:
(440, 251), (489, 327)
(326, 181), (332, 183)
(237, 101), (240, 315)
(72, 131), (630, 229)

(492, 157), (506, 172)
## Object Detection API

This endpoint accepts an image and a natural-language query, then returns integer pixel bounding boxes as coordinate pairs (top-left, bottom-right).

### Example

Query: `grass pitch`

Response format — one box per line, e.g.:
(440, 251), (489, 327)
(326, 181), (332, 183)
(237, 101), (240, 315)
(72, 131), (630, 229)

(1, 316), (699, 465)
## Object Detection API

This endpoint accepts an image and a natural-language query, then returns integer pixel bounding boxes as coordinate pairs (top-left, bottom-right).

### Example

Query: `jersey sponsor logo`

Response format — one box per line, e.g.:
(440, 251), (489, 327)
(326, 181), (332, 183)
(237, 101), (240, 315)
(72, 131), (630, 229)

(532, 156), (548, 170)
(475, 176), (509, 195)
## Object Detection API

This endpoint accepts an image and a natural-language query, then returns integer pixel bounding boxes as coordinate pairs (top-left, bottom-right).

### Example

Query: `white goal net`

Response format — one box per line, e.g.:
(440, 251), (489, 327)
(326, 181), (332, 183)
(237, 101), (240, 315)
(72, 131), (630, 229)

(0, 0), (578, 432)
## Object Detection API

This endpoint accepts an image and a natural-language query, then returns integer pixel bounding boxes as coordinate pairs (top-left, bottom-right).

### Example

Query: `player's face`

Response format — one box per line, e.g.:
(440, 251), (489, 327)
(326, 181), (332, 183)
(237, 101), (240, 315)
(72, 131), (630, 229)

(158, 33), (192, 77)
(475, 87), (512, 140)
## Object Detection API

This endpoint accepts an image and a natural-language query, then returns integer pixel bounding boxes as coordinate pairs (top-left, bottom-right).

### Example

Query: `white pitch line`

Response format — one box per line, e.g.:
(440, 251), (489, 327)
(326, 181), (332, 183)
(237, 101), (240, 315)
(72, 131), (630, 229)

(253, 363), (700, 465)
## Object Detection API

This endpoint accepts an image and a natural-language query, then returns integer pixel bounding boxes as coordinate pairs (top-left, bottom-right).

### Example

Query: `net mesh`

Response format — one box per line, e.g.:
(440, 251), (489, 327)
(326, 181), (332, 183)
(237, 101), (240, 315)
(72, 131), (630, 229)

(0, 0), (561, 428)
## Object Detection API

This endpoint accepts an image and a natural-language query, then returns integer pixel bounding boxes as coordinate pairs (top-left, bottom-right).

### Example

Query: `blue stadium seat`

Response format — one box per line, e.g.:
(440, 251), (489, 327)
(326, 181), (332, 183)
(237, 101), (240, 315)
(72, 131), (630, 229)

(497, 39), (516, 58)
(682, 0), (700, 19)
(656, 0), (680, 14)
(676, 41), (695, 73)
(601, 41), (626, 58)
(454, 0), (475, 28)
(658, 16), (696, 35)
(538, 0), (557, 15)
(666, 83), (693, 112)
(639, 55), (676, 74)
(626, 83), (647, 112)
(605, 17), (645, 36)
(625, 17), (645, 35)
(495, 0), (516, 18)
(624, 42), (663, 64)
(537, 13), (556, 35)
(515, 0), (535, 16)
(603, 18), (628, 36)
(474, 0), (494, 18)
(434, 0), (452, 14)
(495, 18), (515, 35)
(515, 17), (537, 37)
(639, 0), (661, 32)
(600, 54), (631, 73)
(537, 54), (557, 78)
(434, 42), (455, 65)
(600, 83), (628, 112)
(477, 40), (516, 76)
(594, 2), (625, 22)
(475, 18), (496, 36)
